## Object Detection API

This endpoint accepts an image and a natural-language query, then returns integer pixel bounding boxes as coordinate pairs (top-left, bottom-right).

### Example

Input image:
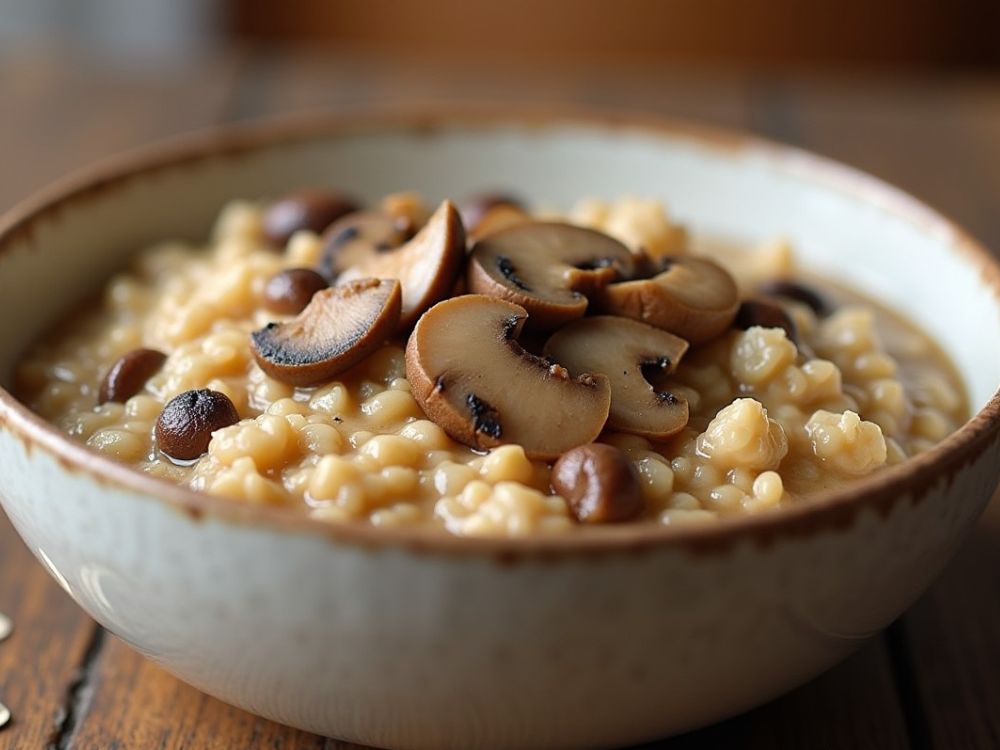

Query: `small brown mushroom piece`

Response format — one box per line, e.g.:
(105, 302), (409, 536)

(251, 278), (401, 387)
(551, 443), (644, 523)
(758, 279), (833, 317)
(458, 192), (530, 241)
(544, 316), (690, 439)
(467, 222), (636, 331)
(263, 188), (359, 248)
(155, 388), (240, 462)
(333, 201), (466, 327)
(262, 268), (329, 315)
(597, 256), (740, 344)
(98, 348), (167, 404)
(405, 295), (612, 460)
(734, 298), (800, 345)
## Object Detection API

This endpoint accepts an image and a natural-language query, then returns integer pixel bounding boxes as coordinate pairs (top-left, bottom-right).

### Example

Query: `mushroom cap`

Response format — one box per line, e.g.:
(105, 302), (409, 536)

(544, 316), (690, 439)
(405, 294), (612, 460)
(597, 256), (739, 344)
(336, 201), (466, 327)
(250, 278), (401, 387)
(467, 222), (636, 330)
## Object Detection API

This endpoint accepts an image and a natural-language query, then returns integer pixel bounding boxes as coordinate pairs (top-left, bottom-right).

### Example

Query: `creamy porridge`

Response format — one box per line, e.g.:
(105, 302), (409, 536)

(15, 190), (968, 535)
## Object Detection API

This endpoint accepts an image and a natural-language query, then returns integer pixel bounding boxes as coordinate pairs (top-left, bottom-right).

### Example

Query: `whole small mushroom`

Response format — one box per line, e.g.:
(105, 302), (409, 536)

(262, 268), (329, 315)
(405, 295), (612, 460)
(98, 348), (167, 404)
(597, 256), (740, 344)
(458, 191), (530, 241)
(156, 389), (240, 462)
(551, 443), (644, 523)
(467, 222), (636, 331)
(263, 188), (359, 248)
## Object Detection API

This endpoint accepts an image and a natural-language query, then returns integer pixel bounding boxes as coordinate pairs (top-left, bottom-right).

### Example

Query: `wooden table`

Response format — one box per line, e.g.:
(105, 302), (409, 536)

(1, 46), (998, 749)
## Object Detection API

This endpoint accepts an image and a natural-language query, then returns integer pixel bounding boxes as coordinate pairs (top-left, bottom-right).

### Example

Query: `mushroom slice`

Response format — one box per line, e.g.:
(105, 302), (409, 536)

(544, 316), (690, 439)
(320, 211), (414, 280)
(468, 222), (636, 330)
(251, 278), (401, 387)
(335, 201), (466, 327)
(405, 295), (612, 460)
(597, 256), (739, 344)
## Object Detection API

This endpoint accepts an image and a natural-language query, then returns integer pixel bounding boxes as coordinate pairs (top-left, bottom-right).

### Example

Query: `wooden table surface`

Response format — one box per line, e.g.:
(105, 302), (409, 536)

(0, 46), (999, 749)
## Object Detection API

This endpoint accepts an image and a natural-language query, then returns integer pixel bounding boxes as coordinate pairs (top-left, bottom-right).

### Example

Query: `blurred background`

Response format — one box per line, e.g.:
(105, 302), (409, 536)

(3, 0), (999, 246)
(3, 0), (1000, 69)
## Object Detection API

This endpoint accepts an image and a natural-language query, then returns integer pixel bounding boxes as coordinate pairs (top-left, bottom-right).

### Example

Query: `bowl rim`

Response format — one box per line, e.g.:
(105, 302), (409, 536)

(1, 105), (998, 558)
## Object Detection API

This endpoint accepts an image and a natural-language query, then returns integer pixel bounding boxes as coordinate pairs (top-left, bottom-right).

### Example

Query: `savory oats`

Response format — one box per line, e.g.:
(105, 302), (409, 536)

(16, 190), (968, 536)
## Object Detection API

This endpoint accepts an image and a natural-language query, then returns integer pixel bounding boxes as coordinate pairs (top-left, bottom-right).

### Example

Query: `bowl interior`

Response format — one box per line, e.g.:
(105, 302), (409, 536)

(1, 117), (998, 414)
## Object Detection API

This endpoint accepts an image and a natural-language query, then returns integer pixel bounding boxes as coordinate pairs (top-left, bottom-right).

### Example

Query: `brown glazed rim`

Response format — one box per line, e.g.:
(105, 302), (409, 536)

(1, 105), (998, 558)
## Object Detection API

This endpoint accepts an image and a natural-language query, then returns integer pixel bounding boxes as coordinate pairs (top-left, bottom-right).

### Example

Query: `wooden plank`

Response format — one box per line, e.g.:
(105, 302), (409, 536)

(657, 640), (908, 749)
(225, 47), (757, 131)
(0, 514), (97, 749)
(65, 637), (347, 750)
(0, 46), (242, 749)
(772, 72), (1000, 749)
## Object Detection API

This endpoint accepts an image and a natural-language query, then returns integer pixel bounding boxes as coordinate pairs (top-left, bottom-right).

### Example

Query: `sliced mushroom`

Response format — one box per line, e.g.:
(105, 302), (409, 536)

(405, 295), (612, 459)
(333, 201), (466, 327)
(319, 211), (413, 280)
(597, 256), (739, 344)
(544, 316), (689, 439)
(251, 278), (401, 387)
(467, 222), (635, 330)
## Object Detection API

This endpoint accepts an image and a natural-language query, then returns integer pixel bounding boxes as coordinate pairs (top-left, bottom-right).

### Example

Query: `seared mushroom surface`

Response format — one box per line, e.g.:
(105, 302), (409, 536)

(468, 222), (635, 330)
(598, 256), (739, 344)
(405, 295), (611, 459)
(251, 278), (401, 387)
(335, 201), (466, 327)
(544, 316), (690, 439)
(458, 192), (530, 241)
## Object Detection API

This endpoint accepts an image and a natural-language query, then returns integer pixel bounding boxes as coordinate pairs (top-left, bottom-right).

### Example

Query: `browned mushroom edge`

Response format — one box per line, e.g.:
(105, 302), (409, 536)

(251, 278), (401, 387)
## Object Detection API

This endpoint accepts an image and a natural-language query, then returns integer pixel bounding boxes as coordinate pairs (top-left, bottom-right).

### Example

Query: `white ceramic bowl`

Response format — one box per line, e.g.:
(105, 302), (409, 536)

(1, 111), (998, 750)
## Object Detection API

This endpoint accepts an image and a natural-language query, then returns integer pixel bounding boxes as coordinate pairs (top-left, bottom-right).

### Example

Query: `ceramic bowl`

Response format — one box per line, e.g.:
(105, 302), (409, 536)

(0, 111), (998, 750)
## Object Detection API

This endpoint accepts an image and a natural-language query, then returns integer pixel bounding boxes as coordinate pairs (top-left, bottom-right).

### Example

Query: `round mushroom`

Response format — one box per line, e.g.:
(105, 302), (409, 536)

(405, 295), (612, 460)
(544, 316), (690, 439)
(758, 278), (833, 317)
(597, 256), (740, 344)
(734, 298), (800, 346)
(262, 188), (359, 248)
(458, 192), (530, 241)
(251, 278), (401, 387)
(332, 201), (466, 327)
(98, 348), (167, 404)
(551, 443), (644, 523)
(467, 222), (636, 331)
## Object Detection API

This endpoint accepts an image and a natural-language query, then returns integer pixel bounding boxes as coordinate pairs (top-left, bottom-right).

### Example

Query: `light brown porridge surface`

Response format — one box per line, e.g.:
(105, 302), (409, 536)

(15, 193), (968, 536)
